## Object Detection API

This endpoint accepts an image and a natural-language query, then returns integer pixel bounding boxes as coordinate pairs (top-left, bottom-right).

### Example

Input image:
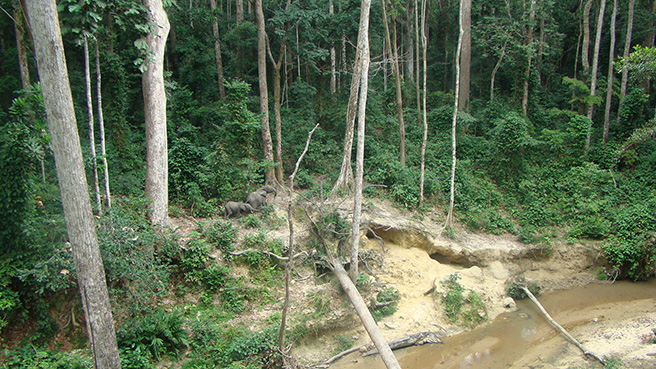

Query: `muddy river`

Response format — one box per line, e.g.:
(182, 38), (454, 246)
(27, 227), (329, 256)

(330, 280), (656, 369)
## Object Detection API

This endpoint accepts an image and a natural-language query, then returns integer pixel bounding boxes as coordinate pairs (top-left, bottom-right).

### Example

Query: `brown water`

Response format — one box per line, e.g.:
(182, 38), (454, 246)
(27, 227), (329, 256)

(330, 280), (656, 369)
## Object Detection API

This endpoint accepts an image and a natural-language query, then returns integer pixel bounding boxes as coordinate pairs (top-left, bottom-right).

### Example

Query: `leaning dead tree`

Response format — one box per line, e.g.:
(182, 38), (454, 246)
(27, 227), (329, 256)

(278, 123), (320, 356)
(521, 287), (605, 365)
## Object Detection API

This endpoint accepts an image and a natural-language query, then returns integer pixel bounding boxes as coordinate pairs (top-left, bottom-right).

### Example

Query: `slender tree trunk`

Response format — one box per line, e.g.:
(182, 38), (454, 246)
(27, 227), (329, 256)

(142, 0), (171, 227)
(381, 0), (406, 166)
(458, 0), (471, 113)
(236, 0), (243, 23)
(255, 0), (275, 185)
(586, 0), (606, 149)
(415, 0), (421, 114)
(332, 8), (368, 196)
(350, 0), (372, 282)
(266, 8), (291, 184)
(24, 2), (121, 367)
(13, 0), (30, 91)
(620, 0), (635, 104)
(582, 0), (593, 73)
(490, 41), (507, 100)
(419, 0), (428, 207)
(83, 36), (101, 216)
(522, 0), (536, 116)
(446, 0), (464, 228)
(210, 0), (226, 100)
(330, 0), (337, 95)
(603, 0), (617, 145)
(95, 40), (111, 210)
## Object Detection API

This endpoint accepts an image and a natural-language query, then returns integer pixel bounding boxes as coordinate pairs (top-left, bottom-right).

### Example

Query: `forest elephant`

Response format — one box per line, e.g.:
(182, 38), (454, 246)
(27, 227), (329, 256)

(245, 190), (267, 210)
(258, 185), (277, 198)
(224, 201), (256, 218)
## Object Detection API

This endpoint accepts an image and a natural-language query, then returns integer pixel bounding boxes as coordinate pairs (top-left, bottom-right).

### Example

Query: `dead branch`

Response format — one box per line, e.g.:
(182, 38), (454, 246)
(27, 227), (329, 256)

(362, 225), (386, 251)
(363, 331), (442, 357)
(521, 287), (606, 365)
(229, 249), (308, 261)
(324, 344), (369, 364)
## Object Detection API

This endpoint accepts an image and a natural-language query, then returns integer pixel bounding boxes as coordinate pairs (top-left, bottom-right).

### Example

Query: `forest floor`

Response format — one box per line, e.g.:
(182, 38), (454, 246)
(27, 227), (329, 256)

(175, 193), (656, 368)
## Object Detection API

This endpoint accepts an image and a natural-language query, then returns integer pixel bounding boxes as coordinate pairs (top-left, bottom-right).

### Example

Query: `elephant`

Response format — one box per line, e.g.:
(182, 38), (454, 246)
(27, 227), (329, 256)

(258, 185), (277, 198)
(224, 201), (256, 218)
(245, 190), (268, 210)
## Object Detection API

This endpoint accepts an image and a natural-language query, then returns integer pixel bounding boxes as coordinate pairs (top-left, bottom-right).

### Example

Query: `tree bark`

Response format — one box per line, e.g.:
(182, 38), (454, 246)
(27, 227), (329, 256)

(255, 0), (276, 185)
(330, 0), (337, 95)
(381, 0), (406, 166)
(582, 0), (593, 73)
(332, 0), (370, 196)
(236, 0), (244, 23)
(603, 0), (617, 145)
(24, 2), (121, 367)
(522, 0), (536, 116)
(95, 40), (111, 210)
(143, 0), (171, 227)
(210, 0), (226, 100)
(458, 0), (471, 113)
(490, 41), (507, 100)
(419, 0), (428, 207)
(620, 0), (635, 104)
(84, 36), (102, 216)
(586, 0), (606, 149)
(331, 259), (401, 368)
(446, 0), (464, 228)
(266, 0), (292, 184)
(13, 0), (31, 91)
(350, 0), (371, 282)
(278, 123), (319, 352)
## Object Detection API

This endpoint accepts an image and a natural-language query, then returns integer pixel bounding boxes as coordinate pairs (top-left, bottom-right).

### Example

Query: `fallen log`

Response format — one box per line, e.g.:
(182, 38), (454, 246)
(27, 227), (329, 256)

(521, 287), (606, 365)
(363, 331), (442, 357)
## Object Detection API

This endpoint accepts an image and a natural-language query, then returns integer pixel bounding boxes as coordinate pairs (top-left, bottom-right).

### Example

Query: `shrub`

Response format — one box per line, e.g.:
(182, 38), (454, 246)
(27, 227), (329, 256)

(1, 345), (92, 369)
(203, 221), (237, 256)
(117, 308), (189, 361)
(372, 287), (400, 321)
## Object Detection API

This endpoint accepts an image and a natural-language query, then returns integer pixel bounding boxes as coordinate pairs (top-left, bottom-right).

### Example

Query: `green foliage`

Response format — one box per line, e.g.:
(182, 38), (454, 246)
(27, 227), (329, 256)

(332, 335), (354, 355)
(202, 221), (237, 256)
(180, 239), (212, 283)
(507, 282), (542, 300)
(117, 308), (189, 362)
(440, 274), (464, 322)
(371, 287), (400, 322)
(1, 345), (91, 369)
(439, 274), (487, 327)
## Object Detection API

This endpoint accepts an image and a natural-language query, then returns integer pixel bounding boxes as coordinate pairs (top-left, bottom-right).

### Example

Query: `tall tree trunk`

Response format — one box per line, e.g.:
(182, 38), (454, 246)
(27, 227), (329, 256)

(13, 0), (30, 91)
(236, 0), (244, 23)
(142, 0), (171, 227)
(603, 0), (617, 145)
(490, 41), (507, 100)
(522, 0), (536, 116)
(95, 40), (111, 210)
(381, 0), (406, 166)
(330, 0), (337, 95)
(458, 0), (471, 113)
(582, 0), (593, 73)
(419, 0), (428, 207)
(210, 0), (226, 100)
(24, 2), (121, 367)
(266, 0), (291, 184)
(620, 0), (635, 104)
(83, 36), (102, 215)
(415, 0), (420, 114)
(349, 7), (370, 282)
(332, 4), (369, 196)
(255, 0), (275, 185)
(446, 0), (464, 228)
(586, 0), (607, 149)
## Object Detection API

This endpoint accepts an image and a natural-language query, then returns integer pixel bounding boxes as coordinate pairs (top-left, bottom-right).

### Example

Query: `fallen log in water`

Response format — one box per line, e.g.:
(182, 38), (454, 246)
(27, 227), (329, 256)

(521, 287), (606, 365)
(363, 331), (442, 357)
